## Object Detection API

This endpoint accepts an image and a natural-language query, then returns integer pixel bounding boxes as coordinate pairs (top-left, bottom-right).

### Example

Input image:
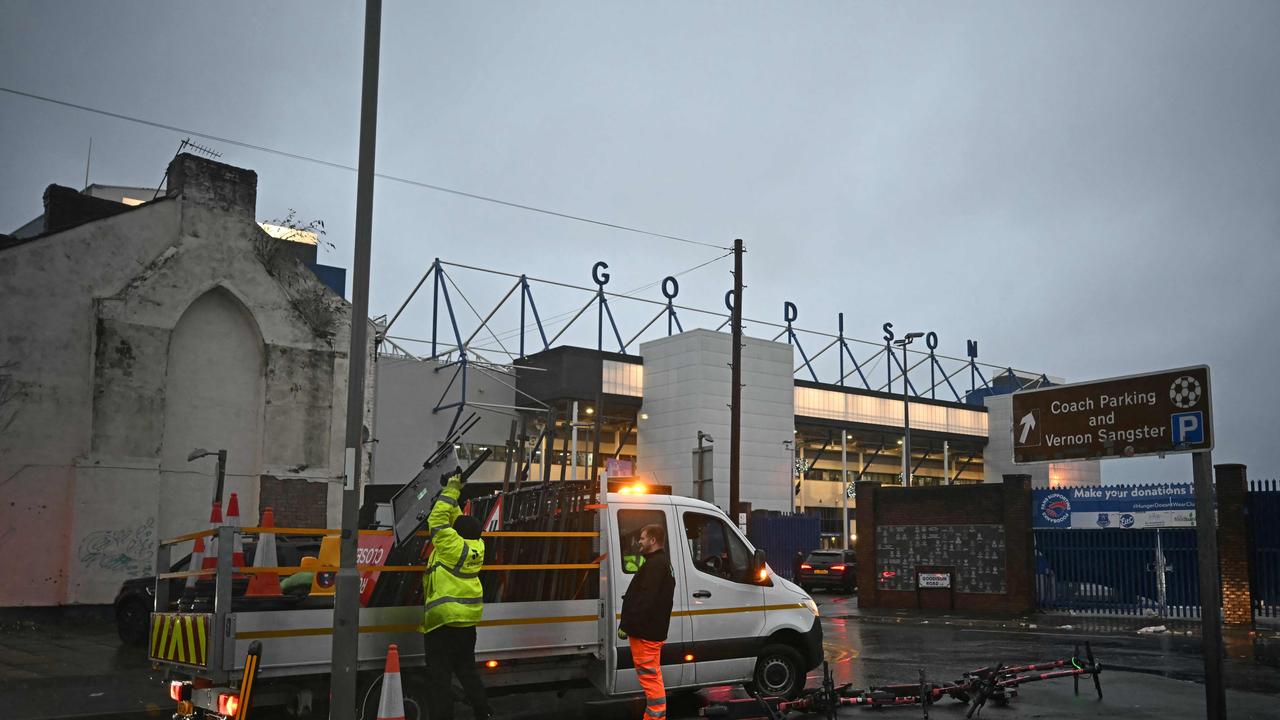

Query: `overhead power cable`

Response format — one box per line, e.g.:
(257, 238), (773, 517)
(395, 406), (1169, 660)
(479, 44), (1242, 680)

(1, 86), (729, 250)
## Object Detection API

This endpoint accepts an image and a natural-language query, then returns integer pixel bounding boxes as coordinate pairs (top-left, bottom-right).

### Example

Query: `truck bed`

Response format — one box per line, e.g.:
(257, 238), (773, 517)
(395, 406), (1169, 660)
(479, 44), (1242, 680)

(153, 599), (601, 680)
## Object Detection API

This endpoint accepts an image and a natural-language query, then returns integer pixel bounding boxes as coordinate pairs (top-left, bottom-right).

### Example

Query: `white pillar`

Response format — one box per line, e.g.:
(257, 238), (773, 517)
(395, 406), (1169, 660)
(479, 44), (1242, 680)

(944, 440), (950, 485)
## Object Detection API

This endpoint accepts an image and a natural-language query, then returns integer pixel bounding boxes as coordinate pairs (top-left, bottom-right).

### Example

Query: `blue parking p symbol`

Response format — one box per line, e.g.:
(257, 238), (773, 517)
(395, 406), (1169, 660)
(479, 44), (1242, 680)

(1171, 412), (1204, 445)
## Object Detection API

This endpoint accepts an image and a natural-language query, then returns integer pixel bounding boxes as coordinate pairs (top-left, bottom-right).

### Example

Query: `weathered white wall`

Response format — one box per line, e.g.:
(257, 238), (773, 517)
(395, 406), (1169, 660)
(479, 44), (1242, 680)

(158, 289), (266, 538)
(982, 393), (1100, 488)
(0, 155), (367, 605)
(637, 329), (794, 514)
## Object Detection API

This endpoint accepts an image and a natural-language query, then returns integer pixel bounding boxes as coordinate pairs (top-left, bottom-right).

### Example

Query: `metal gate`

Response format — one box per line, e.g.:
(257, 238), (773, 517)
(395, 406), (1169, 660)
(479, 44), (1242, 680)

(749, 511), (821, 581)
(1034, 528), (1200, 617)
(1248, 478), (1280, 619)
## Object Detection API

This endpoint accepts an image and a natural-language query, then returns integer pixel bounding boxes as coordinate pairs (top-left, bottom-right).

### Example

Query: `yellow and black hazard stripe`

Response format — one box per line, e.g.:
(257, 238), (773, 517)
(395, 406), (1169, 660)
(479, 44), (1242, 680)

(150, 613), (211, 666)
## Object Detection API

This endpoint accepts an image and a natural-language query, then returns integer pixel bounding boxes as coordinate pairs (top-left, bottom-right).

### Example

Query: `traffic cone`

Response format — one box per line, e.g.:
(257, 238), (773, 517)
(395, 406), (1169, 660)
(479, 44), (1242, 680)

(185, 536), (206, 592)
(226, 492), (248, 576)
(245, 508), (282, 597)
(375, 644), (406, 720)
(200, 501), (223, 571)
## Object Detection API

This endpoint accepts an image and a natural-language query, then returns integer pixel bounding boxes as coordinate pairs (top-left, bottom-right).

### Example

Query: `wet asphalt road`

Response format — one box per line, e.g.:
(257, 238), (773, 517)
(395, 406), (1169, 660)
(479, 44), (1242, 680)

(8, 596), (1278, 720)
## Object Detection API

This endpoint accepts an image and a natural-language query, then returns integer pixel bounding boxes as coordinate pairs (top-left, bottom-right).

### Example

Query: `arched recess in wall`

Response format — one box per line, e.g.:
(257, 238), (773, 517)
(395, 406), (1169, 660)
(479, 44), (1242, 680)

(159, 287), (265, 539)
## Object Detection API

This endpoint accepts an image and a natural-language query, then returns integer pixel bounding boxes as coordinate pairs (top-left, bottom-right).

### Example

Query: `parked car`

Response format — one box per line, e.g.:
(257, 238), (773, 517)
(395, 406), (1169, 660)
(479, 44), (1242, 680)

(796, 549), (856, 593)
(114, 537), (319, 645)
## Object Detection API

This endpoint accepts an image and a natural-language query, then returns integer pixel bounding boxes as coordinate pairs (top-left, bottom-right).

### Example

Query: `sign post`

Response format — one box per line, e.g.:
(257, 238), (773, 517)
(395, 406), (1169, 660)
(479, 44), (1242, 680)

(1013, 366), (1221, 720)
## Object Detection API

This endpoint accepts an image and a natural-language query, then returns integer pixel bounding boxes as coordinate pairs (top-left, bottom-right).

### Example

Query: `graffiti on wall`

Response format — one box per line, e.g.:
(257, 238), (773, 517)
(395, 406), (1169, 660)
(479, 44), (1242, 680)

(78, 517), (155, 577)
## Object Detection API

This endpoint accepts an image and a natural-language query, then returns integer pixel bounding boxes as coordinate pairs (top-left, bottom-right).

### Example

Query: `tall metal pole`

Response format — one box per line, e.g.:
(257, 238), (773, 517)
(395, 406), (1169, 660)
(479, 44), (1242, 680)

(901, 342), (911, 487)
(797, 443), (806, 513)
(570, 400), (580, 481)
(1193, 451), (1225, 719)
(789, 440), (797, 514)
(840, 433), (849, 550)
(331, 2), (381, 716)
(729, 239), (744, 524)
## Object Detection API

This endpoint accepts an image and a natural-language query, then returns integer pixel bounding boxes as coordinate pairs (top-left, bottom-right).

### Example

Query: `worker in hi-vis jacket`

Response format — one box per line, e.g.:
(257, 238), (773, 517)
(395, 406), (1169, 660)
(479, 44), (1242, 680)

(420, 473), (491, 720)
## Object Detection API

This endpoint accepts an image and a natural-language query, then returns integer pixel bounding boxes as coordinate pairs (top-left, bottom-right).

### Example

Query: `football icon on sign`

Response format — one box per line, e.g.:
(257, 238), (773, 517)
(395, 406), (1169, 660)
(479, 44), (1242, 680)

(1170, 376), (1201, 409)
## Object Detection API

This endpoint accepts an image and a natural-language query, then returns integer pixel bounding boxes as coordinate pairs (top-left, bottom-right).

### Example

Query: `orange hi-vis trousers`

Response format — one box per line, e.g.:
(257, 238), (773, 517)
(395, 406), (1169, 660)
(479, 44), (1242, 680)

(629, 637), (667, 719)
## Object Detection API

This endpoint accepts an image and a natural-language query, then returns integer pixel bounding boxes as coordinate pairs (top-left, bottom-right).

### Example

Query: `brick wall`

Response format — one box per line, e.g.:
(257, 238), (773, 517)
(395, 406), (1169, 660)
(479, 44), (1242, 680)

(1216, 464), (1253, 626)
(856, 475), (1035, 614)
(259, 475), (328, 528)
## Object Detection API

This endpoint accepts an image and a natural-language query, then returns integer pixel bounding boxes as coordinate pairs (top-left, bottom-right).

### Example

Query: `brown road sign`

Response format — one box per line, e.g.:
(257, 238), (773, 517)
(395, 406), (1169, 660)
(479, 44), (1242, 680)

(1011, 366), (1212, 463)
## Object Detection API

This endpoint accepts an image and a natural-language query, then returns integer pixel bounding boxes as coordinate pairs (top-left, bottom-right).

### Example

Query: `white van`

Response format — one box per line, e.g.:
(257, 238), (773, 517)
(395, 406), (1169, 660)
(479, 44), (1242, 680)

(152, 489), (823, 718)
(601, 491), (823, 699)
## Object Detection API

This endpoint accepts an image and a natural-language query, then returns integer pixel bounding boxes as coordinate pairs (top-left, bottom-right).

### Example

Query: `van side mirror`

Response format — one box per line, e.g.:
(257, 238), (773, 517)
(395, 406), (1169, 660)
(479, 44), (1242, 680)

(752, 548), (770, 584)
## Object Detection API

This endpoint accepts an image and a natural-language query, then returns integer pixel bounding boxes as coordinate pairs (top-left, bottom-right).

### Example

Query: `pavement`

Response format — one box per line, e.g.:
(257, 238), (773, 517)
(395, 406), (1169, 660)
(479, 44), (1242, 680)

(0, 611), (169, 720)
(2, 596), (1278, 720)
(814, 592), (1280, 641)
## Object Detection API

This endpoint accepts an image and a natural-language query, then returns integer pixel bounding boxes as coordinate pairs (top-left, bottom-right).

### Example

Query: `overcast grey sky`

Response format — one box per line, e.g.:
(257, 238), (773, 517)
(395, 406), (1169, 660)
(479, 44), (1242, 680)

(3, 1), (1278, 483)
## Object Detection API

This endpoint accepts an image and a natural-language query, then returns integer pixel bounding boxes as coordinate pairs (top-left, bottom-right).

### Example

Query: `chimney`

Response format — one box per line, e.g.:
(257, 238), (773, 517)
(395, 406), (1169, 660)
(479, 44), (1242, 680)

(166, 153), (257, 218)
(42, 184), (133, 235)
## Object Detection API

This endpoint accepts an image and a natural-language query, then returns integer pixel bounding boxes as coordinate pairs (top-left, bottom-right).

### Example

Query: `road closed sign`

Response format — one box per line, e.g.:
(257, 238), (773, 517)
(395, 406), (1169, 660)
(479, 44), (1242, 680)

(1011, 366), (1212, 463)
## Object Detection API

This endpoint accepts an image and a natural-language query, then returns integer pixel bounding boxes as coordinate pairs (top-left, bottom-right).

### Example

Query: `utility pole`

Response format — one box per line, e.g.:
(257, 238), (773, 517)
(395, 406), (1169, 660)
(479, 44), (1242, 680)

(729, 238), (744, 527)
(1193, 452), (1225, 719)
(331, 1), (381, 717)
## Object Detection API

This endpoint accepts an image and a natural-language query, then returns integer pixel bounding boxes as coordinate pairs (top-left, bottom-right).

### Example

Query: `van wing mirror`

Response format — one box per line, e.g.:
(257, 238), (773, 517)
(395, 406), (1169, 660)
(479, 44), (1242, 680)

(753, 548), (767, 572)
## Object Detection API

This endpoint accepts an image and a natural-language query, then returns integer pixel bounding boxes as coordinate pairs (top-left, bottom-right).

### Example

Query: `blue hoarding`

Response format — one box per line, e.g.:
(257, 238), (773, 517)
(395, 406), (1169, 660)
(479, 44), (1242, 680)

(1033, 484), (1196, 530)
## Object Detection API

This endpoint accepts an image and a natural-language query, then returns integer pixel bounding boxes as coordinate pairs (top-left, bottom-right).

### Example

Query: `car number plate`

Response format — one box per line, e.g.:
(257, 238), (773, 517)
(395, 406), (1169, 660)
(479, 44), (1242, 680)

(813, 569), (829, 575)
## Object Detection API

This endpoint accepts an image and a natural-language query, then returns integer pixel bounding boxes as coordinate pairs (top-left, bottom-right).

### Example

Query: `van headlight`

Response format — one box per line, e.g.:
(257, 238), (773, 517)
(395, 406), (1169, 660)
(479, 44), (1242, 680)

(801, 597), (820, 617)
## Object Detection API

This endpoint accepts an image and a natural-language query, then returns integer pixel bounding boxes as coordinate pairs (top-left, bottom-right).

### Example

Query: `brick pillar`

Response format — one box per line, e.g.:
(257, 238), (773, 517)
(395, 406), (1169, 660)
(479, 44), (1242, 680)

(1215, 464), (1253, 627)
(855, 481), (880, 608)
(1002, 474), (1035, 614)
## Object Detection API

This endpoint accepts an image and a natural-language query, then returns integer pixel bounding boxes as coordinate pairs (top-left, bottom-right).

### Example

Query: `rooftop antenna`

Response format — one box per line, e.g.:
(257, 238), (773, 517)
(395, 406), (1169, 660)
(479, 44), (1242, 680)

(83, 137), (92, 189)
(152, 137), (222, 200)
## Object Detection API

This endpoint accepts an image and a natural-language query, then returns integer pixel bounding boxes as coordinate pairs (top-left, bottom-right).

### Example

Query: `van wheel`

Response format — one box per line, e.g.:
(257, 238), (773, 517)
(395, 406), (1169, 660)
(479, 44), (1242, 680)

(747, 644), (805, 699)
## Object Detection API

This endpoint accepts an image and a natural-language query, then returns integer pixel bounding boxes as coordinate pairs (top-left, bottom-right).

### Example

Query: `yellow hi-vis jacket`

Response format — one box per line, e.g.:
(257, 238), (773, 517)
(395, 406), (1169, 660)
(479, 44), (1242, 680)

(420, 477), (485, 634)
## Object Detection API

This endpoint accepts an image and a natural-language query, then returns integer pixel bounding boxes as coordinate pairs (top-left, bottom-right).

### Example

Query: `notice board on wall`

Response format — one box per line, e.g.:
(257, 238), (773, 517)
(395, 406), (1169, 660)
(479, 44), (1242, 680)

(876, 524), (1006, 593)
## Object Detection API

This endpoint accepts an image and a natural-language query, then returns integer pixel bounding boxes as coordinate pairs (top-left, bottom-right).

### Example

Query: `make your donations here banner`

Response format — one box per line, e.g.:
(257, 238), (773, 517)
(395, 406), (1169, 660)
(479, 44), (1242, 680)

(1033, 484), (1196, 529)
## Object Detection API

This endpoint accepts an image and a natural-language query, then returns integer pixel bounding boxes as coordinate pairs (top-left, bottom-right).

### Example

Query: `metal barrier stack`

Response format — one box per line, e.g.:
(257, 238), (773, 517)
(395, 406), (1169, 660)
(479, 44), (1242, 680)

(469, 480), (600, 603)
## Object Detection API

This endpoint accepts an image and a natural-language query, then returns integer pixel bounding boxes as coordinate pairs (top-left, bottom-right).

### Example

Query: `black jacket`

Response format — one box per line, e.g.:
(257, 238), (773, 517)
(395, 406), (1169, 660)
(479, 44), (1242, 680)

(620, 548), (676, 642)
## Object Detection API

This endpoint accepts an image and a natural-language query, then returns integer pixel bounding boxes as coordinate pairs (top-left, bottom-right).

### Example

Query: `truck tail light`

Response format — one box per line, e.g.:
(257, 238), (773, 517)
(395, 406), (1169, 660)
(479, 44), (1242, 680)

(169, 681), (187, 701)
(218, 692), (240, 716)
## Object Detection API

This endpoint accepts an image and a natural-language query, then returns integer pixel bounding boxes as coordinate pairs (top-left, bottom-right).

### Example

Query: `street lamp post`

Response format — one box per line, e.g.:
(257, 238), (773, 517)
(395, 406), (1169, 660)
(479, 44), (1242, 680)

(840, 432), (849, 550)
(696, 430), (714, 502)
(893, 332), (924, 487)
(783, 439), (795, 513)
(187, 448), (228, 506)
